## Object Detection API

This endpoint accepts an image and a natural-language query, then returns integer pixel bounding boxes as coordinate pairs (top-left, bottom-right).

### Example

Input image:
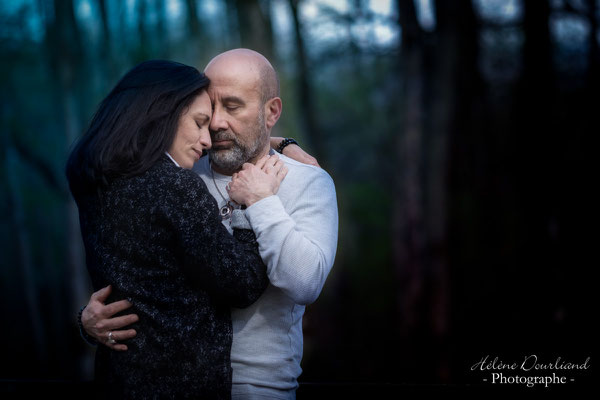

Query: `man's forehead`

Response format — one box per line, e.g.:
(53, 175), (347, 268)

(207, 76), (260, 102)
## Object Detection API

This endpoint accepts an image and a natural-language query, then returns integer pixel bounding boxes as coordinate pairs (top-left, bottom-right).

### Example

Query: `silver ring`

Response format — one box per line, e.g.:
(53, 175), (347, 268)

(108, 331), (117, 344)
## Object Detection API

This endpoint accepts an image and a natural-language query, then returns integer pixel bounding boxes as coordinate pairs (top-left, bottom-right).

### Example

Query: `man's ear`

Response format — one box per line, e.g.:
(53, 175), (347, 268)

(264, 97), (282, 130)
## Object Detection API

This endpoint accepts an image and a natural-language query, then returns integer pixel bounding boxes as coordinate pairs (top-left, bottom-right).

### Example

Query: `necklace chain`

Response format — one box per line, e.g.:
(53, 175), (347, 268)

(210, 162), (234, 220)
(211, 166), (229, 202)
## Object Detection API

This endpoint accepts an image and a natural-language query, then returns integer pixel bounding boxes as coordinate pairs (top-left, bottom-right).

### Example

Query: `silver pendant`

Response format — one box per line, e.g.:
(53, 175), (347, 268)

(220, 202), (234, 220)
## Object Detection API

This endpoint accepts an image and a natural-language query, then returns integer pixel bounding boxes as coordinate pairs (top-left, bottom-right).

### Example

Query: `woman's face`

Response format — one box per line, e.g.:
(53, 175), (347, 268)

(168, 90), (212, 169)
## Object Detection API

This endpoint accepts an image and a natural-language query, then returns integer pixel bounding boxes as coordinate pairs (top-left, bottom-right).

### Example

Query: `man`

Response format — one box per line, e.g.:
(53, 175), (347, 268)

(80, 49), (338, 399)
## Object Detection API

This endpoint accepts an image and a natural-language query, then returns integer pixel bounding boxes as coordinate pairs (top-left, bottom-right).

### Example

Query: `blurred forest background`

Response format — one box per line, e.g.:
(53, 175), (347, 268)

(0, 0), (596, 393)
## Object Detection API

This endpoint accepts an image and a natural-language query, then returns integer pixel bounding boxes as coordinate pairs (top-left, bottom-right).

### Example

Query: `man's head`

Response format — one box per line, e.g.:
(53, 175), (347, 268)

(204, 48), (282, 174)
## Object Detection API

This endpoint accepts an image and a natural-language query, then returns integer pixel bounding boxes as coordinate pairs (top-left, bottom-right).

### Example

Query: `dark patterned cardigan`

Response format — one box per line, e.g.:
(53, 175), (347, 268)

(72, 155), (268, 399)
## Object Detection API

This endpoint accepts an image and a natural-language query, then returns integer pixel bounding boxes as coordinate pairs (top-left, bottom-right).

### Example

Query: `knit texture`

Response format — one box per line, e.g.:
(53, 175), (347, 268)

(72, 155), (268, 399)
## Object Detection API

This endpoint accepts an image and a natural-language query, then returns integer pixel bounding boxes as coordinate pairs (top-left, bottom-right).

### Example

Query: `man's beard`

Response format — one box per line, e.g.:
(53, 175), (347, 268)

(208, 111), (267, 173)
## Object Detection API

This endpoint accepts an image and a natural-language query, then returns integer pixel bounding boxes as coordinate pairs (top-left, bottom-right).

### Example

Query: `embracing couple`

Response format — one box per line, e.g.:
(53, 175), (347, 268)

(67, 49), (338, 399)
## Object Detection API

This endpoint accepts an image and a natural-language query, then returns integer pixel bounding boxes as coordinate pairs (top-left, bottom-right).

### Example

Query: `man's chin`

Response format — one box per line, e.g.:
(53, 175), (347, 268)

(209, 150), (243, 169)
(210, 145), (233, 157)
(209, 148), (233, 159)
(208, 145), (232, 157)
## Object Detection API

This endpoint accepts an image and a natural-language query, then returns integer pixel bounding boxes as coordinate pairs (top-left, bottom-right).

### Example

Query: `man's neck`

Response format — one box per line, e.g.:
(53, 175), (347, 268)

(210, 163), (236, 176)
(210, 147), (271, 176)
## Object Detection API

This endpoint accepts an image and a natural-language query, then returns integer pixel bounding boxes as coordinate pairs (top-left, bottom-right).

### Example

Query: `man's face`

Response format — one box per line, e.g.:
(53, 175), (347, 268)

(205, 63), (269, 173)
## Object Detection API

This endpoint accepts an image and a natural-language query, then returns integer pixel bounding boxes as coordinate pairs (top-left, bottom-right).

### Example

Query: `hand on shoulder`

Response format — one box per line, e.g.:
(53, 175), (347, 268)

(227, 154), (288, 207)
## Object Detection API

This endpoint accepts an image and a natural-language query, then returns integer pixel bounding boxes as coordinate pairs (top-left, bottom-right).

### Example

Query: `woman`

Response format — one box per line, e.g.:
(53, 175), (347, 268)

(66, 60), (286, 399)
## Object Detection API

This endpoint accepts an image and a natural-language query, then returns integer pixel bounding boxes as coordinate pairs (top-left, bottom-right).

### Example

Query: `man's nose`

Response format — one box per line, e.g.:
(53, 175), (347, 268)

(209, 107), (228, 132)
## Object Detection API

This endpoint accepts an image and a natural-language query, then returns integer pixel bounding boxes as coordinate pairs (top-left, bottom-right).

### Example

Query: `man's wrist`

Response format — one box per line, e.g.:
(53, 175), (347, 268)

(77, 305), (99, 346)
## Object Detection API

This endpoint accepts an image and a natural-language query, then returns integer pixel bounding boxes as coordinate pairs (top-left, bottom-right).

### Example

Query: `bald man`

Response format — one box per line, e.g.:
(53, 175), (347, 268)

(80, 49), (338, 399)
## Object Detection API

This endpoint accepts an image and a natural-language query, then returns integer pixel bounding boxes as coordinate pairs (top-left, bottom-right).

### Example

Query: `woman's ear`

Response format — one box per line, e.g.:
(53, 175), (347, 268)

(264, 97), (282, 130)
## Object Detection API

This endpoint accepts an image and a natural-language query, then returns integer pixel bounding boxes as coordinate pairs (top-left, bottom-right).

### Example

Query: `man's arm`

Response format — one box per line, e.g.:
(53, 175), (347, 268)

(81, 285), (139, 351)
(241, 169), (338, 305)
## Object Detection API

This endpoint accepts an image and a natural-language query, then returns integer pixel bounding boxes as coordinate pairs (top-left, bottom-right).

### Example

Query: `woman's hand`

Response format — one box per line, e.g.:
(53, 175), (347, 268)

(227, 154), (288, 207)
(282, 144), (320, 168)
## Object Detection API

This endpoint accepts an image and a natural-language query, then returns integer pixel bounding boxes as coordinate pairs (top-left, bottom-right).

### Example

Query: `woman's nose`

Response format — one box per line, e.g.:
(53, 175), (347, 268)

(199, 128), (212, 150)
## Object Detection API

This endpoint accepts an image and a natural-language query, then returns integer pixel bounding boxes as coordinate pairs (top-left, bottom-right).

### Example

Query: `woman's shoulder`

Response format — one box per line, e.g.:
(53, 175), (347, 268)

(149, 156), (211, 197)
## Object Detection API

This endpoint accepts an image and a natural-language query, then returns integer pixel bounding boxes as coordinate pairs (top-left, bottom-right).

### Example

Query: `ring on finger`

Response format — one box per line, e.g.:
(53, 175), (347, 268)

(108, 331), (117, 344)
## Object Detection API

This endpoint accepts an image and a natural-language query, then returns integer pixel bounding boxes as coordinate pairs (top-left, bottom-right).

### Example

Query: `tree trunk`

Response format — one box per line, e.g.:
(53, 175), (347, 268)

(97, 0), (110, 57)
(393, 0), (478, 382)
(434, 0), (479, 382)
(185, 0), (200, 38)
(155, 0), (169, 58)
(46, 0), (91, 376)
(587, 0), (599, 88)
(235, 0), (275, 61)
(288, 0), (323, 161)
(2, 142), (47, 368)
(392, 0), (428, 380)
(136, 0), (149, 60)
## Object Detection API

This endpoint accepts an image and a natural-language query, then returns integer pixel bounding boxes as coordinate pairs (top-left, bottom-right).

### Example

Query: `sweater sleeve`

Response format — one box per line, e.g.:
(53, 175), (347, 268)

(242, 170), (338, 305)
(167, 171), (269, 308)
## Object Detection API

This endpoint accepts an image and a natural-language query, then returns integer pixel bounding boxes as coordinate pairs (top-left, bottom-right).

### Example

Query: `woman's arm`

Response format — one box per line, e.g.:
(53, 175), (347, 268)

(270, 137), (320, 167)
(79, 159), (287, 347)
(168, 171), (269, 308)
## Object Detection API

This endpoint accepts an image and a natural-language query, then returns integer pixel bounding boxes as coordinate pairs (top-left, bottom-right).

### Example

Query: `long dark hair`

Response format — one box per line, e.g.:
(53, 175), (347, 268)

(66, 60), (209, 194)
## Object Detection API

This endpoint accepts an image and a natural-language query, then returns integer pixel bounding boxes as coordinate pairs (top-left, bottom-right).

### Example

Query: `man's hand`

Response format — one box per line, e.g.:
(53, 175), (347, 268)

(270, 137), (320, 168)
(82, 285), (139, 351)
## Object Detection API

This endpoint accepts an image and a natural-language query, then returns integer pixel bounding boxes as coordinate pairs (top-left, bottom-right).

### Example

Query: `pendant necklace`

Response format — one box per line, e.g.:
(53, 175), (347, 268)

(210, 163), (235, 220)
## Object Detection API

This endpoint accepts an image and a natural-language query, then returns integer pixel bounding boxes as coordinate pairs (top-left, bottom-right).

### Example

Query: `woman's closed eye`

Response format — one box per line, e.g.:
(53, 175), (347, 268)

(195, 114), (210, 129)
